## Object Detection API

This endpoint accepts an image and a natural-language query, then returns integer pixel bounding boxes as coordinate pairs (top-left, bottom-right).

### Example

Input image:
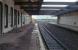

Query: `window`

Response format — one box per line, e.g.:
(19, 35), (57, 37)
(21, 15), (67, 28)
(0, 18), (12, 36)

(14, 9), (17, 26)
(4, 4), (8, 28)
(23, 16), (25, 24)
(21, 13), (22, 26)
(18, 11), (19, 24)
(10, 7), (13, 27)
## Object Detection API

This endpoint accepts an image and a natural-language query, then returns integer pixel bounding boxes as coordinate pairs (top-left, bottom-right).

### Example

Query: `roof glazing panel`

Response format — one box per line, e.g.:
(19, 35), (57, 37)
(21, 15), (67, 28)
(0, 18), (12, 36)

(43, 0), (77, 2)
(40, 9), (60, 10)
(42, 5), (68, 7)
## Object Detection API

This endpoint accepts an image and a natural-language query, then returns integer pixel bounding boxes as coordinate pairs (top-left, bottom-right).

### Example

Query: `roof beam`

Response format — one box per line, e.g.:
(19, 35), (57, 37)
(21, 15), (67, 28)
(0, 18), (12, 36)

(39, 10), (58, 15)
(41, 7), (65, 9)
(22, 7), (39, 10)
(15, 2), (42, 5)
(24, 9), (39, 15)
(15, 2), (76, 5)
(42, 2), (76, 5)
(21, 6), (65, 9)
(21, 6), (39, 7)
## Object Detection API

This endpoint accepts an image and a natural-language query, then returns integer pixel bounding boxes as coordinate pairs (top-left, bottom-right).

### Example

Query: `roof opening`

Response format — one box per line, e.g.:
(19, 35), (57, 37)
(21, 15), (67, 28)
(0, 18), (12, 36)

(42, 5), (68, 7)
(43, 0), (77, 2)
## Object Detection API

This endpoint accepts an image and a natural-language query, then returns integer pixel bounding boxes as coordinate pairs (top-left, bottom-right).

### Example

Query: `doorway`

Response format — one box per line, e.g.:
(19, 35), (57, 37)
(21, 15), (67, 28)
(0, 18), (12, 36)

(0, 2), (3, 34)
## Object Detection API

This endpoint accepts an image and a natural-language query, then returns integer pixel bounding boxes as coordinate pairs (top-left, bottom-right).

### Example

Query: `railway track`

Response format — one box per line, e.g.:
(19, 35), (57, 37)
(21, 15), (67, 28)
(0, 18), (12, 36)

(38, 22), (68, 50)
(38, 22), (78, 50)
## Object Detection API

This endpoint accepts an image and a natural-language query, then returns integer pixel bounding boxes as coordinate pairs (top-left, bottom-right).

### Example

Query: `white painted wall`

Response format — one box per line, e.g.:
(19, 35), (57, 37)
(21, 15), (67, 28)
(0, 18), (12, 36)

(1, 0), (15, 33)
(0, 0), (32, 33)
(26, 16), (32, 24)
(59, 16), (78, 27)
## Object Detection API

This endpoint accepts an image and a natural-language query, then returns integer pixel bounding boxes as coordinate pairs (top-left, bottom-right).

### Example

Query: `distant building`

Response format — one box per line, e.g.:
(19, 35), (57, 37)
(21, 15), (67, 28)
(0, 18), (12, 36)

(36, 19), (57, 24)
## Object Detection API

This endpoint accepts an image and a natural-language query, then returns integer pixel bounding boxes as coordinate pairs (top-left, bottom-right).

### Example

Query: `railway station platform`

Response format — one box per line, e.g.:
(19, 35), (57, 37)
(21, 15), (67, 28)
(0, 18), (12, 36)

(0, 23), (34, 50)
(0, 23), (46, 50)
(50, 23), (78, 32)
(57, 24), (78, 32)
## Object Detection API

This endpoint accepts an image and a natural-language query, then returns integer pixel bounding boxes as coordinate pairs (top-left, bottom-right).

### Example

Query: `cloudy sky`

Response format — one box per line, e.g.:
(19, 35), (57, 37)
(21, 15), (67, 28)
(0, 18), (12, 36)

(32, 15), (57, 19)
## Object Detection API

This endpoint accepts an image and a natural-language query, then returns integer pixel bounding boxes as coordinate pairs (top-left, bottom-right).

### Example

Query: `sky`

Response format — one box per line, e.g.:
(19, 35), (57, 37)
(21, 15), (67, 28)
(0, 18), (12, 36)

(32, 15), (57, 19)
(43, 0), (77, 2)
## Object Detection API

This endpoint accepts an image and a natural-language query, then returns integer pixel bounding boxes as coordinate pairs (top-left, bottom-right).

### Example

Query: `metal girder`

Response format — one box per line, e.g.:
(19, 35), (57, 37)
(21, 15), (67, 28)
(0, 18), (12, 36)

(21, 6), (65, 9)
(39, 10), (59, 15)
(24, 9), (40, 15)
(21, 6), (40, 11)
(42, 2), (76, 5)
(15, 2), (42, 5)
(41, 7), (65, 9)
(21, 6), (40, 8)
(14, 0), (44, 15)
(15, 2), (76, 5)
(21, 5), (40, 7)
(14, 0), (29, 2)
